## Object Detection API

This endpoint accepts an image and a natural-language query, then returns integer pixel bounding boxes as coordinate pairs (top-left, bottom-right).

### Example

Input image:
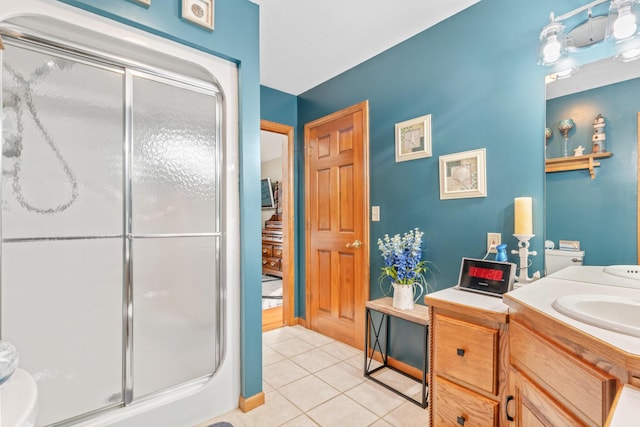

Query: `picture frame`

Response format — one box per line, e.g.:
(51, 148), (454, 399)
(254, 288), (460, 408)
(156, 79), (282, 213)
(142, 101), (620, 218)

(395, 114), (432, 162)
(182, 0), (214, 31)
(129, 0), (150, 6)
(439, 148), (487, 200)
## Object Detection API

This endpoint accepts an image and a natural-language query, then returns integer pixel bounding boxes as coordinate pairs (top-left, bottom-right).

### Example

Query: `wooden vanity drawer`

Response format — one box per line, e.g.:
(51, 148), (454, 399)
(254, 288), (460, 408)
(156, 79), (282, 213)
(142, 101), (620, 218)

(510, 320), (617, 426)
(262, 245), (273, 257)
(433, 375), (498, 427)
(434, 314), (498, 395)
(264, 257), (281, 271)
(272, 245), (283, 258)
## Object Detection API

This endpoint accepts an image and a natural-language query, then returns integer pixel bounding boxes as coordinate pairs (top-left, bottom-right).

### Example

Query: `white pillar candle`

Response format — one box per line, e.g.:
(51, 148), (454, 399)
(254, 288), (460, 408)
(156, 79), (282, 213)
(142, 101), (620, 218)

(514, 197), (533, 235)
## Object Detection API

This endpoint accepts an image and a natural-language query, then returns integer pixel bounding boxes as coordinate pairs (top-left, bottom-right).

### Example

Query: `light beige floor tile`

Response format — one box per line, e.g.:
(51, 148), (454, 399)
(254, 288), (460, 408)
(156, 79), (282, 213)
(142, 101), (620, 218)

(262, 379), (274, 393)
(279, 375), (340, 412)
(314, 361), (365, 392)
(263, 345), (285, 366)
(296, 329), (335, 347)
(383, 401), (429, 427)
(269, 337), (316, 358)
(370, 419), (393, 427)
(345, 380), (406, 417)
(263, 327), (298, 345)
(306, 395), (379, 427)
(263, 358), (310, 388)
(236, 390), (302, 427)
(320, 340), (361, 360)
(290, 347), (340, 373)
(371, 368), (424, 397)
(281, 413), (319, 426)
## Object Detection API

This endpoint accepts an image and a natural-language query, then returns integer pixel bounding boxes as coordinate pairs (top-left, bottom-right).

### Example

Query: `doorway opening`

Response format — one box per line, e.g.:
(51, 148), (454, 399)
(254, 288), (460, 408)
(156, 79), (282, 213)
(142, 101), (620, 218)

(261, 120), (295, 331)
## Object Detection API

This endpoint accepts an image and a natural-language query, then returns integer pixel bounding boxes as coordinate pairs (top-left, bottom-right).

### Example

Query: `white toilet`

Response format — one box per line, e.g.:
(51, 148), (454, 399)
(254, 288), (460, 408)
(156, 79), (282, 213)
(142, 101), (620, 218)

(545, 248), (585, 275)
(1, 368), (38, 427)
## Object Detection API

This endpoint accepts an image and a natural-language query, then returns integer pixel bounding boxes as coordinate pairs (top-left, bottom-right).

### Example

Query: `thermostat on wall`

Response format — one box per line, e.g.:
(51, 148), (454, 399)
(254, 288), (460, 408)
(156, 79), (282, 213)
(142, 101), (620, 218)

(455, 258), (516, 297)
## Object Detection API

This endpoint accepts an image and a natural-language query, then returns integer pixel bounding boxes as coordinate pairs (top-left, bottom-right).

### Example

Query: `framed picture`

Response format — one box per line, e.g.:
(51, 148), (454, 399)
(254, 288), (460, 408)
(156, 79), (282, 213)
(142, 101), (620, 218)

(182, 0), (214, 31)
(395, 114), (432, 162)
(130, 0), (150, 6)
(439, 148), (487, 200)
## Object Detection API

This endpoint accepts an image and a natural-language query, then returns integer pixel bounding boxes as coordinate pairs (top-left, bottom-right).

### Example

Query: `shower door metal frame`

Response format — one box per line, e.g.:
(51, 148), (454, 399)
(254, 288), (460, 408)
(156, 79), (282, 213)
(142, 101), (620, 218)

(0, 24), (225, 425)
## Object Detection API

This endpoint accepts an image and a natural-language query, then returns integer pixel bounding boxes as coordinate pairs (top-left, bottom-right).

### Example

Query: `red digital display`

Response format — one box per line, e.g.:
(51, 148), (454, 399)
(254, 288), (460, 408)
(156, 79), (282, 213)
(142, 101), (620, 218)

(468, 266), (504, 281)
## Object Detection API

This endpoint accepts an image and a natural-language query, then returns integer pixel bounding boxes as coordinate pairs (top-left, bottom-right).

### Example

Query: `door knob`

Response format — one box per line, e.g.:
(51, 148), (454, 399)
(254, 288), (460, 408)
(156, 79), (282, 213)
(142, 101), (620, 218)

(346, 240), (362, 248)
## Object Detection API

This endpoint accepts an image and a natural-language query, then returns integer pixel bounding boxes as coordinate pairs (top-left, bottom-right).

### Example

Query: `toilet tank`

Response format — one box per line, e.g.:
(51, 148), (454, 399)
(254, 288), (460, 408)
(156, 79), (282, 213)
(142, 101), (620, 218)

(545, 249), (585, 275)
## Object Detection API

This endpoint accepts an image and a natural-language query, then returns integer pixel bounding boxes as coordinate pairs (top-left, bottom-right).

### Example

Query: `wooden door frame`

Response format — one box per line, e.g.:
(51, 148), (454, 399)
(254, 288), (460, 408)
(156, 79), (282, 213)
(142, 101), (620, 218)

(303, 100), (371, 343)
(261, 119), (295, 326)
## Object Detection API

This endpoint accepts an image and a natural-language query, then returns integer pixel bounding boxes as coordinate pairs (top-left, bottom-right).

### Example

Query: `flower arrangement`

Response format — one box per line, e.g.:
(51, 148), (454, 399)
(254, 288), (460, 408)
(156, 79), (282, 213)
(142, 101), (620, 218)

(377, 227), (434, 293)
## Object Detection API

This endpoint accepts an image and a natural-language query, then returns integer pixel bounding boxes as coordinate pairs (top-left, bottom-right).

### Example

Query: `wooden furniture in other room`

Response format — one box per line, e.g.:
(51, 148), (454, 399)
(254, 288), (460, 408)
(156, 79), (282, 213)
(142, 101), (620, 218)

(262, 215), (283, 278)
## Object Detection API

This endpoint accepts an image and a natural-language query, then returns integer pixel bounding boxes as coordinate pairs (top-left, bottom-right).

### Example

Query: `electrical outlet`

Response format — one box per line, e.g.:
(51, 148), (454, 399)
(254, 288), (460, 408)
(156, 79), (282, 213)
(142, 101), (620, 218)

(487, 232), (501, 254)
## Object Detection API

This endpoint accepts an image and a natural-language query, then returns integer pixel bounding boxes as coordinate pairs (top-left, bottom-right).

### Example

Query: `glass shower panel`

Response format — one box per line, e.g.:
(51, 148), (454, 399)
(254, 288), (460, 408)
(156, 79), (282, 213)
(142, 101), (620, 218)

(132, 236), (218, 398)
(1, 239), (123, 426)
(1, 45), (124, 239)
(131, 75), (218, 235)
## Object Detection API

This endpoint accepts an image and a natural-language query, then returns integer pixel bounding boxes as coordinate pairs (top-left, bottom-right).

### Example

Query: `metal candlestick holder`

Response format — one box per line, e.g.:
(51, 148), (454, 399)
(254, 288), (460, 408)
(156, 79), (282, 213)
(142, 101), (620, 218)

(511, 234), (538, 285)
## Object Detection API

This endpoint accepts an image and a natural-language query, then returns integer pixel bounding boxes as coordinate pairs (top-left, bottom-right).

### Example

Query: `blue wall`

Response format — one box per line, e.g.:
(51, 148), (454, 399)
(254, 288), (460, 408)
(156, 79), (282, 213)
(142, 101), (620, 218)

(271, 0), (594, 367)
(58, 0), (264, 400)
(261, 86), (297, 127)
(546, 79), (639, 265)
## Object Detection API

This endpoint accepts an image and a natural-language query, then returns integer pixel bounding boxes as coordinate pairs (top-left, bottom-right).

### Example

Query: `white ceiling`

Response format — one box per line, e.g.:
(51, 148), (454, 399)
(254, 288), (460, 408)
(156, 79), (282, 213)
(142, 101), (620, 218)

(250, 0), (480, 95)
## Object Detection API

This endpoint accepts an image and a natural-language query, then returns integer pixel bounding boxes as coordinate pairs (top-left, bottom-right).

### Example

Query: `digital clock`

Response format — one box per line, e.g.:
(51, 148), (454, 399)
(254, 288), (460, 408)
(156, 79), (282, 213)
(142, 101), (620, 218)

(456, 258), (516, 297)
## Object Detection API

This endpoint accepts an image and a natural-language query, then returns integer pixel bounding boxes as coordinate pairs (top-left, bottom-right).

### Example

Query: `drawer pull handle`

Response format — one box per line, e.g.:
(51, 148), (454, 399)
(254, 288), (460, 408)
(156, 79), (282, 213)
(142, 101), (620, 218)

(456, 415), (466, 426)
(262, 249), (268, 254)
(262, 260), (267, 265)
(505, 395), (514, 422)
(456, 348), (465, 357)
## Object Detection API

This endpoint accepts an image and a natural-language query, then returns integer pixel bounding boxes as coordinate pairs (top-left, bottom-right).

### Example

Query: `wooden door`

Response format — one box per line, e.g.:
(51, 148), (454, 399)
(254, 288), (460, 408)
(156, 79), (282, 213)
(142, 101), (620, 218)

(304, 101), (369, 349)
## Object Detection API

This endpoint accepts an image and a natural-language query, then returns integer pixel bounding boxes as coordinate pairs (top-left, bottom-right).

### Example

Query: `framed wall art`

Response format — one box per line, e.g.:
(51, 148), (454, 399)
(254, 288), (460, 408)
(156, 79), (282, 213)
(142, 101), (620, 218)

(439, 148), (487, 200)
(395, 114), (432, 162)
(182, 0), (214, 31)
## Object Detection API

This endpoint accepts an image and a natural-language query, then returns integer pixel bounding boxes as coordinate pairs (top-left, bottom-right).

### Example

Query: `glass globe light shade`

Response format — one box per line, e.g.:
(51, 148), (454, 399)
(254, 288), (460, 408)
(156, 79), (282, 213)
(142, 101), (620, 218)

(538, 21), (567, 66)
(606, 0), (640, 42)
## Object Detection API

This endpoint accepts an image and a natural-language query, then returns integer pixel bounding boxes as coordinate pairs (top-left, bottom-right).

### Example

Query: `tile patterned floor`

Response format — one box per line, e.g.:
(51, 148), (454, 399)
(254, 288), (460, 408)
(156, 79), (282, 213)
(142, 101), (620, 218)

(200, 325), (429, 427)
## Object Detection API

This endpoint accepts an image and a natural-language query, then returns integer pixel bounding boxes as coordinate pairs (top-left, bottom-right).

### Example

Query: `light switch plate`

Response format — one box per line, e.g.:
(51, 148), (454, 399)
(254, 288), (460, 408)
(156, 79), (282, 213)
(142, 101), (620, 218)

(372, 206), (380, 222)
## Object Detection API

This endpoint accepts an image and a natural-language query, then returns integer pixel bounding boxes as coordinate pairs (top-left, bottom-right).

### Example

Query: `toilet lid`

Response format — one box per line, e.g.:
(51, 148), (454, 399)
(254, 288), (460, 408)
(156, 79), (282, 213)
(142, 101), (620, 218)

(1, 368), (38, 427)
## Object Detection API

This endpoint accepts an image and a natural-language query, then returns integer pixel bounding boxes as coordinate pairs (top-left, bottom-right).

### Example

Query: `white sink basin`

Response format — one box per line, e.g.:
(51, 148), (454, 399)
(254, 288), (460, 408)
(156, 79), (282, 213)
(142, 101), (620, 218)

(552, 294), (640, 337)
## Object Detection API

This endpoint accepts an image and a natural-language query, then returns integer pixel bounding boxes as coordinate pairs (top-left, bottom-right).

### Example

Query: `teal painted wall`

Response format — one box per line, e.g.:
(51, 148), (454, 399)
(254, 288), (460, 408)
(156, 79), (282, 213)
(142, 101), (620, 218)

(293, 0), (585, 367)
(58, 0), (263, 399)
(261, 86), (297, 127)
(546, 79), (640, 266)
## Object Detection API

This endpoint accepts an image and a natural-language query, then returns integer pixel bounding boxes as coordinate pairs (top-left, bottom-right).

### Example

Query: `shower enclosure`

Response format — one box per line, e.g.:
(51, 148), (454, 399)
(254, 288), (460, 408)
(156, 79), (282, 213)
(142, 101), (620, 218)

(1, 23), (224, 426)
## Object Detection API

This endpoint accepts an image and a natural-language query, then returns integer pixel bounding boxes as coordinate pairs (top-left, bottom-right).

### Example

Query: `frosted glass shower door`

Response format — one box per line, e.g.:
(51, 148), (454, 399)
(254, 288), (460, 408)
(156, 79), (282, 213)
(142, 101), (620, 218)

(130, 73), (220, 398)
(1, 44), (124, 426)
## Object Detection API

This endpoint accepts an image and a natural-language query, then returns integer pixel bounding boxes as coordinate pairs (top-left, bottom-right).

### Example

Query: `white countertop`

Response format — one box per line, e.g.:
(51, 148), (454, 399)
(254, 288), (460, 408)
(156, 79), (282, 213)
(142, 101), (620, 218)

(505, 276), (640, 356)
(425, 286), (509, 314)
(607, 385), (640, 427)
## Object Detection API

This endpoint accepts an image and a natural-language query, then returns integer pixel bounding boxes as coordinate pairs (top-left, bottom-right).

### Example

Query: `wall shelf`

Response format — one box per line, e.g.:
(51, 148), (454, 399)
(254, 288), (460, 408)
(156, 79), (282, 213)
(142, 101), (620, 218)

(545, 152), (613, 179)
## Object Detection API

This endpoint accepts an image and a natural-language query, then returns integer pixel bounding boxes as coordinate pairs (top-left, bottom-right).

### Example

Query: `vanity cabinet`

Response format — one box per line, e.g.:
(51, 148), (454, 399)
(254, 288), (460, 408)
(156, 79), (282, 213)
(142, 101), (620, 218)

(425, 289), (510, 427)
(508, 320), (617, 426)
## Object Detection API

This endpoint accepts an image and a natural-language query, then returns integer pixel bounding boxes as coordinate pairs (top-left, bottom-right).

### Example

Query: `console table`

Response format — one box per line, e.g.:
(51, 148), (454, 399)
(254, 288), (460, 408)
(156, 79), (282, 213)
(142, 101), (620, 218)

(364, 297), (430, 408)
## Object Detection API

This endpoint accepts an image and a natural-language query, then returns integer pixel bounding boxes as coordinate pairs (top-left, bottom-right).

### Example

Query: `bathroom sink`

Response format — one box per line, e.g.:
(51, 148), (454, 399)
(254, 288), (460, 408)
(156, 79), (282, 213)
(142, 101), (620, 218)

(552, 294), (640, 337)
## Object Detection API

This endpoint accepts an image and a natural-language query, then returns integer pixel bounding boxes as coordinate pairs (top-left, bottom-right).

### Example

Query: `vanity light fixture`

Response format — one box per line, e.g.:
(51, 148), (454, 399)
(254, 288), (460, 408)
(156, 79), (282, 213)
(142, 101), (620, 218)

(606, 0), (640, 41)
(538, 17), (568, 66)
(539, 0), (640, 67)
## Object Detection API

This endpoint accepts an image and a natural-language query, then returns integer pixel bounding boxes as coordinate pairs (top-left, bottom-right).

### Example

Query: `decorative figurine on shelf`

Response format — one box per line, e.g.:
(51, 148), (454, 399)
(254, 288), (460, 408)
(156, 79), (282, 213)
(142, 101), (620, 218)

(592, 114), (606, 153)
(545, 127), (552, 159)
(558, 118), (575, 157)
(573, 145), (585, 156)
